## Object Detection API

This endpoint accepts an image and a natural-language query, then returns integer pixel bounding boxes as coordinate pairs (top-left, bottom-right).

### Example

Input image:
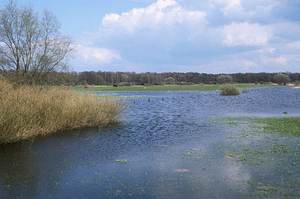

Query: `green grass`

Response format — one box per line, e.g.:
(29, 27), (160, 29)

(221, 116), (300, 197)
(222, 116), (300, 137)
(254, 117), (300, 136)
(74, 83), (269, 92)
(115, 159), (128, 164)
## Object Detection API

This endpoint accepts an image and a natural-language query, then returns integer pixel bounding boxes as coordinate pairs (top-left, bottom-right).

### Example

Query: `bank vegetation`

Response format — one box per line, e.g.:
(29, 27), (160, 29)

(0, 78), (121, 144)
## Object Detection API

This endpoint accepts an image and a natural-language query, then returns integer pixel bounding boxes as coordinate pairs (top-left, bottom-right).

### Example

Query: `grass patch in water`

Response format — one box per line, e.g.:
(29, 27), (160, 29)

(254, 117), (300, 136)
(248, 181), (300, 198)
(0, 79), (122, 144)
(221, 116), (300, 197)
(226, 144), (291, 164)
(115, 159), (128, 164)
(183, 148), (206, 159)
(221, 116), (300, 137)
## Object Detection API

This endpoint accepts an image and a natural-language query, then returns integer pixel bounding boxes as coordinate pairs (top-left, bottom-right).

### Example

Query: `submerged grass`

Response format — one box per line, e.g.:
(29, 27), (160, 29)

(254, 117), (300, 136)
(0, 79), (121, 144)
(221, 116), (300, 197)
(221, 116), (300, 136)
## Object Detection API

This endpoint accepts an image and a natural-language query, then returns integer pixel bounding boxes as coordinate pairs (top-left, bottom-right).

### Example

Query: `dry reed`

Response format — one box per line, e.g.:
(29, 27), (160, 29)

(0, 79), (121, 143)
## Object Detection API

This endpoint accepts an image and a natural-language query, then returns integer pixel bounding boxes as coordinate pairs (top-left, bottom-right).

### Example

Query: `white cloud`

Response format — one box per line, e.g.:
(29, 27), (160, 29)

(72, 44), (121, 67)
(210, 0), (241, 15)
(102, 0), (207, 33)
(269, 56), (288, 65)
(71, 0), (300, 72)
(223, 22), (272, 47)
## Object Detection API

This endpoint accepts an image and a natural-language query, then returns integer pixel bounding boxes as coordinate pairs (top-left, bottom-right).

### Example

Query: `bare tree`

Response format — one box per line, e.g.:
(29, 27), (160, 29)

(0, 0), (71, 83)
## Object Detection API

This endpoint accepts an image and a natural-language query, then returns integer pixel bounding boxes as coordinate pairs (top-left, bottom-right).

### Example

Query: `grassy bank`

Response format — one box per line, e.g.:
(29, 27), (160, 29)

(74, 83), (270, 92)
(0, 79), (121, 144)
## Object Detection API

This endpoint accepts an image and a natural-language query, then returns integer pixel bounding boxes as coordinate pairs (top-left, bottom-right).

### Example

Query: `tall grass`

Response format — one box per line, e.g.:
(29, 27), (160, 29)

(0, 79), (121, 144)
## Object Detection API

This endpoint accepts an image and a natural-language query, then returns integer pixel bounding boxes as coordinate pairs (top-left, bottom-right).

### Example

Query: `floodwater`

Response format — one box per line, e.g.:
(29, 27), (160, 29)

(1, 87), (300, 198)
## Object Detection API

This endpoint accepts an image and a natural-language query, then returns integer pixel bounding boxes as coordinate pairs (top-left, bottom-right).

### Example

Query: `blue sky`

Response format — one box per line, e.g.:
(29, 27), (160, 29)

(1, 0), (300, 73)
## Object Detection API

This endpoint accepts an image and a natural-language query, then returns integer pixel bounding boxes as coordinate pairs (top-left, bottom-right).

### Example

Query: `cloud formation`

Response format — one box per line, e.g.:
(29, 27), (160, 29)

(74, 0), (300, 73)
(223, 22), (272, 47)
(102, 0), (207, 33)
(71, 44), (121, 71)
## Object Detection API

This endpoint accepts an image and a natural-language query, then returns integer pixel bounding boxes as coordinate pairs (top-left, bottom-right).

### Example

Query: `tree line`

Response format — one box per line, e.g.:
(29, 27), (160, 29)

(21, 71), (298, 86)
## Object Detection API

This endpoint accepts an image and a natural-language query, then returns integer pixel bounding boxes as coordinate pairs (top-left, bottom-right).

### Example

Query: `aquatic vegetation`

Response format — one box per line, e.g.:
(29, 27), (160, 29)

(115, 159), (128, 164)
(254, 183), (279, 198)
(248, 181), (300, 198)
(225, 141), (293, 165)
(222, 115), (300, 197)
(222, 116), (300, 137)
(0, 79), (121, 144)
(183, 148), (205, 159)
(254, 117), (300, 136)
(221, 118), (242, 127)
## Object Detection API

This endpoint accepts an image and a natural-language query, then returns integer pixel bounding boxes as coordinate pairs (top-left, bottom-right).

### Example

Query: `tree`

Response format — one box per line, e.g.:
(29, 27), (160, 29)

(217, 75), (233, 84)
(164, 77), (176, 84)
(273, 73), (290, 85)
(0, 0), (71, 83)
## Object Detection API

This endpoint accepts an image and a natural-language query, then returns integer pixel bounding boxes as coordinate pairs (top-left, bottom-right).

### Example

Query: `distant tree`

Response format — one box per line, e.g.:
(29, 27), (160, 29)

(217, 75), (233, 84)
(0, 0), (72, 83)
(164, 77), (176, 84)
(273, 73), (290, 85)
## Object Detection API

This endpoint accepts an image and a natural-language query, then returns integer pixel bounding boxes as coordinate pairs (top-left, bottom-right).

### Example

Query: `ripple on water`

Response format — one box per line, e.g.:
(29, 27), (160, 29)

(0, 87), (300, 198)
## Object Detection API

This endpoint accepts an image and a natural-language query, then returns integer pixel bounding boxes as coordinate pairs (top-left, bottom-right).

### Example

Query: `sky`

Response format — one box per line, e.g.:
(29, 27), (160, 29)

(1, 0), (300, 73)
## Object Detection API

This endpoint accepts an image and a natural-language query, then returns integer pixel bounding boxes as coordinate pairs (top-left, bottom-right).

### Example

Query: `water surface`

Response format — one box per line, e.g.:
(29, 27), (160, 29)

(1, 87), (300, 198)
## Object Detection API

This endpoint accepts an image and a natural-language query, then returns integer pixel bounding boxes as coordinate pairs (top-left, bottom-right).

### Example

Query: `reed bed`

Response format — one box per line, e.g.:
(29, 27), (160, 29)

(0, 79), (121, 144)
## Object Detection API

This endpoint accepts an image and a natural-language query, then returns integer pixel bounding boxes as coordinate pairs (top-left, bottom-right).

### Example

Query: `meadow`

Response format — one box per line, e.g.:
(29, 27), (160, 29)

(74, 83), (269, 92)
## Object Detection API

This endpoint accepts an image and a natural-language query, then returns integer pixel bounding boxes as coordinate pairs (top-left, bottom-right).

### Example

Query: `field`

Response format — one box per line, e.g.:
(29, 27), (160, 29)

(74, 83), (270, 92)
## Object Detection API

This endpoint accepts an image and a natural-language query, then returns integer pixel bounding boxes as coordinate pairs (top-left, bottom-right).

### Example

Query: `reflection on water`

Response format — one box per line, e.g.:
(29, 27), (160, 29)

(0, 87), (300, 198)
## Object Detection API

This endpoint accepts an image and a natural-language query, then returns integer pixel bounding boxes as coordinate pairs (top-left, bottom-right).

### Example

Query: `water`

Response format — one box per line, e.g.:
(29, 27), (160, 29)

(1, 87), (300, 198)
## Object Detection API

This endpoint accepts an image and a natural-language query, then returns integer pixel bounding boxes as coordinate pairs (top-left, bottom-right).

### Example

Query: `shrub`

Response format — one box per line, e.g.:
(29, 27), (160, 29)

(220, 85), (240, 96)
(0, 79), (121, 143)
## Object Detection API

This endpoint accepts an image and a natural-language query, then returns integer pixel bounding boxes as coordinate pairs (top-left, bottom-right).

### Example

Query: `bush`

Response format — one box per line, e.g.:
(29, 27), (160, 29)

(0, 79), (121, 143)
(220, 85), (240, 96)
